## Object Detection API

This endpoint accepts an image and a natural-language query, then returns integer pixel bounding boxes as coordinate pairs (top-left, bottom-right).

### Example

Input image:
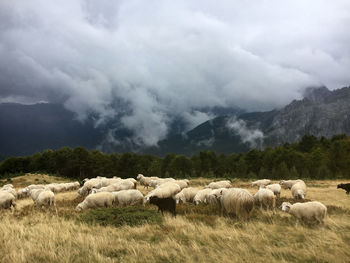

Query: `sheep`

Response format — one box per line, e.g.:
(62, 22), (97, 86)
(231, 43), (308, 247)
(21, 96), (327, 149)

(254, 188), (276, 210)
(0, 192), (16, 209)
(219, 188), (254, 220)
(174, 187), (200, 204)
(173, 180), (189, 190)
(281, 201), (327, 225)
(251, 179), (271, 188)
(78, 178), (103, 196)
(279, 179), (303, 189)
(0, 187), (17, 199)
(136, 174), (160, 188)
(91, 181), (135, 194)
(145, 182), (181, 202)
(95, 178), (122, 189)
(75, 192), (115, 212)
(29, 189), (46, 202)
(17, 188), (29, 199)
(205, 188), (226, 206)
(261, 184), (281, 198)
(205, 180), (231, 189)
(149, 196), (176, 217)
(193, 189), (213, 205)
(149, 178), (176, 188)
(27, 184), (46, 191)
(337, 183), (350, 195)
(35, 190), (57, 214)
(112, 190), (143, 206)
(291, 181), (307, 200)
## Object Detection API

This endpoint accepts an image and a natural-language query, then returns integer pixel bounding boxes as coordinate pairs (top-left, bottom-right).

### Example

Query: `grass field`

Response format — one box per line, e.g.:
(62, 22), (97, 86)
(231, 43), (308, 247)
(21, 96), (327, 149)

(0, 175), (349, 263)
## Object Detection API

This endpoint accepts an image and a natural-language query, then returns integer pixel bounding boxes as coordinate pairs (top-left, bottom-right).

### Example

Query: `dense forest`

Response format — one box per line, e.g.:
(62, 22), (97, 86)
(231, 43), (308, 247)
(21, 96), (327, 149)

(1, 134), (350, 180)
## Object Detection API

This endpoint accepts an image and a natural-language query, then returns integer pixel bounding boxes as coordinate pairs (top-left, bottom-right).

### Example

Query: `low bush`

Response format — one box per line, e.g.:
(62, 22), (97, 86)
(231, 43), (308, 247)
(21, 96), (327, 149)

(79, 206), (163, 227)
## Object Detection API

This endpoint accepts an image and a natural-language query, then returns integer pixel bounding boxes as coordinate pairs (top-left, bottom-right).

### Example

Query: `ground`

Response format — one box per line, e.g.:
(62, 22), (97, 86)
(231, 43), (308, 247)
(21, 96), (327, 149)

(0, 174), (349, 263)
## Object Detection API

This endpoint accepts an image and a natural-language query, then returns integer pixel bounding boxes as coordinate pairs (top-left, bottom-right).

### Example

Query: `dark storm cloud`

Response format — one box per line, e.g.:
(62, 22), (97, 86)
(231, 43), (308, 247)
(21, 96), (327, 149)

(0, 0), (349, 146)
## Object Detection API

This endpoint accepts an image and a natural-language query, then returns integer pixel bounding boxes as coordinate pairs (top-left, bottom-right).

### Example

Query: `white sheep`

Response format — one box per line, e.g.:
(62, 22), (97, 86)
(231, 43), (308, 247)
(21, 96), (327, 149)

(136, 174), (159, 188)
(0, 187), (17, 199)
(251, 179), (271, 188)
(219, 188), (255, 220)
(0, 192), (16, 209)
(205, 180), (231, 189)
(112, 190), (144, 206)
(281, 201), (327, 225)
(173, 180), (189, 190)
(29, 189), (46, 202)
(193, 189), (213, 205)
(17, 188), (29, 199)
(279, 179), (303, 189)
(261, 184), (281, 198)
(75, 192), (115, 212)
(174, 187), (200, 204)
(35, 190), (57, 214)
(205, 188), (226, 206)
(91, 180), (135, 194)
(144, 182), (181, 203)
(291, 181), (307, 200)
(254, 188), (276, 210)
(150, 178), (176, 188)
(78, 178), (103, 196)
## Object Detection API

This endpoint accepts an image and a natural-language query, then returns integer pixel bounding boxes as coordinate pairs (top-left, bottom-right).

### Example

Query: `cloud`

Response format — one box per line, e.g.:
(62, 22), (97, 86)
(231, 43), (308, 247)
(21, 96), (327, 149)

(0, 0), (349, 146)
(226, 117), (264, 148)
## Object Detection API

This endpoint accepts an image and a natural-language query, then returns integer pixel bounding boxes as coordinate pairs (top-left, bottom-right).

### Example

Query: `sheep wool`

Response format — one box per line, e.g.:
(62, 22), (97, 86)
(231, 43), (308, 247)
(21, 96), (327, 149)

(220, 188), (254, 220)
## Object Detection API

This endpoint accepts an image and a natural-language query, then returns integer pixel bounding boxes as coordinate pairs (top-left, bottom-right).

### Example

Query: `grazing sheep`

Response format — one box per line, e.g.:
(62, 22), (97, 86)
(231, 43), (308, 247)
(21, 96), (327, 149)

(136, 174), (160, 188)
(27, 184), (46, 191)
(17, 188), (29, 199)
(261, 184), (281, 198)
(251, 179), (271, 188)
(291, 181), (307, 200)
(91, 181), (135, 194)
(337, 183), (350, 195)
(29, 189), (46, 202)
(279, 179), (303, 189)
(254, 188), (276, 210)
(205, 188), (226, 206)
(193, 189), (213, 205)
(205, 180), (231, 189)
(35, 190), (57, 213)
(95, 178), (122, 189)
(281, 201), (327, 225)
(78, 178), (103, 196)
(219, 188), (254, 220)
(174, 187), (200, 204)
(75, 192), (115, 212)
(0, 187), (17, 199)
(0, 192), (16, 209)
(145, 182), (181, 201)
(150, 178), (176, 188)
(112, 190), (143, 206)
(173, 180), (189, 190)
(149, 196), (176, 217)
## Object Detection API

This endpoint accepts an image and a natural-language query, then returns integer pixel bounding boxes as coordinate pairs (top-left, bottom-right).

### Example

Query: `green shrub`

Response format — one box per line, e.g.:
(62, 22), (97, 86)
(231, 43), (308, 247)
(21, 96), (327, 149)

(79, 206), (163, 227)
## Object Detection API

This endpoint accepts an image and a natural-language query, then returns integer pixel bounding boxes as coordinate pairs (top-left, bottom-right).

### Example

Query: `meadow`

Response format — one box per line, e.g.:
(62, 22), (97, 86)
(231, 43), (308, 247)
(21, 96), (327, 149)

(0, 174), (349, 263)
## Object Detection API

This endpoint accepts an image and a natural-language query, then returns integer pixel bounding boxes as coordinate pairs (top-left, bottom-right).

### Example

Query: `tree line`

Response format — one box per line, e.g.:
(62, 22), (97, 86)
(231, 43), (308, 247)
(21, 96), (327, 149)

(1, 134), (350, 180)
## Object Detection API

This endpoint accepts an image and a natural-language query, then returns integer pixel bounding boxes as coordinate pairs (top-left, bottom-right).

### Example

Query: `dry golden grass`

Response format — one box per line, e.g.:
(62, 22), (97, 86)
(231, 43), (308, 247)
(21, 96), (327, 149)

(0, 175), (349, 263)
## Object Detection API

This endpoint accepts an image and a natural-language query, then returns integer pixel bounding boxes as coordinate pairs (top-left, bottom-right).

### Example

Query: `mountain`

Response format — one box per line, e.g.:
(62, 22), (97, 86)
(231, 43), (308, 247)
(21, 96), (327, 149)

(0, 103), (104, 157)
(147, 86), (350, 155)
(1, 86), (350, 157)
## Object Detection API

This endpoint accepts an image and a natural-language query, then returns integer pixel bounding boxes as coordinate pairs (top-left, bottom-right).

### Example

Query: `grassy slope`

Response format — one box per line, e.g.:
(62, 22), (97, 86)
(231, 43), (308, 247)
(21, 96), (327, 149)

(0, 175), (349, 263)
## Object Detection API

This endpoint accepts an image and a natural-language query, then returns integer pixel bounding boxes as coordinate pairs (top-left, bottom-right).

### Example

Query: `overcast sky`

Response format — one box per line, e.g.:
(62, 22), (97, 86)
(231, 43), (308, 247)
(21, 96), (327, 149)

(1, 0), (350, 146)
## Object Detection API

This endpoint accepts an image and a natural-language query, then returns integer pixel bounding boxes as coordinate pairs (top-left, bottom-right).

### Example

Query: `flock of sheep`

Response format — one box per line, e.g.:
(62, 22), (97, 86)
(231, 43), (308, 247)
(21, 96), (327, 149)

(0, 175), (333, 225)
